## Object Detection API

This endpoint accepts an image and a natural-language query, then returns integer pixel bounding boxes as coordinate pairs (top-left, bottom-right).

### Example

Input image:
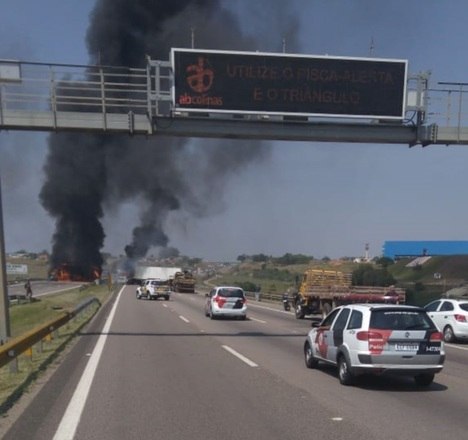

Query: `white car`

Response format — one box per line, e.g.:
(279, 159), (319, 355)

(304, 304), (445, 386)
(136, 279), (171, 301)
(424, 298), (468, 342)
(204, 286), (247, 320)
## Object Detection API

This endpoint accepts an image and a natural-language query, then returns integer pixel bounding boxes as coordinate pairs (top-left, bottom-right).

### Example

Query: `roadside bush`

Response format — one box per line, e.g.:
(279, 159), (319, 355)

(233, 281), (259, 292)
(352, 264), (396, 287)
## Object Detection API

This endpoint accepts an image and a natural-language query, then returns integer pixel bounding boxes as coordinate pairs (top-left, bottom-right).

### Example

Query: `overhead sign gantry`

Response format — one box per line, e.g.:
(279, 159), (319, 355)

(0, 49), (465, 146)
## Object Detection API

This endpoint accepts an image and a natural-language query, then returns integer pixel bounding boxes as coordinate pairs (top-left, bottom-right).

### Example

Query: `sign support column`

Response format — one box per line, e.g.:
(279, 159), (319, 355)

(0, 178), (11, 344)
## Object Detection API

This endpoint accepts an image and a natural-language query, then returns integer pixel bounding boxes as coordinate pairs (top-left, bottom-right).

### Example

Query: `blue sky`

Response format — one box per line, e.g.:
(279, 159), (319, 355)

(1, 1), (468, 261)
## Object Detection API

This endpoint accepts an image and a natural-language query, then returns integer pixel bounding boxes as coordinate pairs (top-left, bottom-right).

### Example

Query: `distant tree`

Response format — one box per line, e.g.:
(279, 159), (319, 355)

(414, 282), (425, 292)
(252, 253), (269, 262)
(273, 253), (313, 265)
(237, 254), (247, 262)
(321, 256), (331, 262)
(352, 264), (396, 286)
(375, 257), (394, 268)
(234, 281), (257, 291)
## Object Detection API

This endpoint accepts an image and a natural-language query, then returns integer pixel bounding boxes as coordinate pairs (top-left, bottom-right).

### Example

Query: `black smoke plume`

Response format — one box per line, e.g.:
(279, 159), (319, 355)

(39, 0), (300, 275)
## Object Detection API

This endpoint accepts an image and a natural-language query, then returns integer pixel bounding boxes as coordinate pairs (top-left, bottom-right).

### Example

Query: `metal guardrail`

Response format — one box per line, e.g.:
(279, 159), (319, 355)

(0, 60), (172, 134)
(0, 296), (100, 369)
(244, 290), (285, 303)
(3, 59), (468, 145)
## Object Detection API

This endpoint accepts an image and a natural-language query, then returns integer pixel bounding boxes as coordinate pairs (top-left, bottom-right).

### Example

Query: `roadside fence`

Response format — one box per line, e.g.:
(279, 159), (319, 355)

(0, 296), (101, 372)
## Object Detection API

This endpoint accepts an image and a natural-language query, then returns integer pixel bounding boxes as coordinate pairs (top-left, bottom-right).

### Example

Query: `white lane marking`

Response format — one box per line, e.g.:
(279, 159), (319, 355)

(179, 315), (190, 323)
(332, 417), (343, 421)
(162, 304), (168, 308)
(222, 345), (258, 367)
(446, 343), (468, 351)
(249, 316), (267, 324)
(53, 287), (125, 440)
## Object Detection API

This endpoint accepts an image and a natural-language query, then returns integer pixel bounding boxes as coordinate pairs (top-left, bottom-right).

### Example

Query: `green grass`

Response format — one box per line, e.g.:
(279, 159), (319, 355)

(0, 283), (115, 415)
(9, 283), (113, 337)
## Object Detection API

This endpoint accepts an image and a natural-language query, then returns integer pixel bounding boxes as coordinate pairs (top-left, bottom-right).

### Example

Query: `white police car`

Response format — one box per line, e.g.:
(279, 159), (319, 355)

(304, 304), (445, 386)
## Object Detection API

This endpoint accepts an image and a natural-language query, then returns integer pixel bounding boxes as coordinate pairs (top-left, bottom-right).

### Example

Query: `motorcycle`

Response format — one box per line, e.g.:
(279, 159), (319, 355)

(282, 294), (291, 311)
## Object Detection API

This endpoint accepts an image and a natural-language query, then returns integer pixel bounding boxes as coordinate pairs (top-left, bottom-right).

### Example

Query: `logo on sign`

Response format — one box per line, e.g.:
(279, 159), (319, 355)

(178, 56), (223, 107)
(186, 57), (213, 93)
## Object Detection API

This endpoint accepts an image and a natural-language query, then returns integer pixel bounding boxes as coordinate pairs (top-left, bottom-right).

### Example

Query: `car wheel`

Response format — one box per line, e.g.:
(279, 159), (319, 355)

(304, 341), (319, 369)
(443, 325), (455, 343)
(414, 373), (435, 387)
(164, 296), (170, 301)
(338, 355), (354, 386)
(210, 310), (216, 320)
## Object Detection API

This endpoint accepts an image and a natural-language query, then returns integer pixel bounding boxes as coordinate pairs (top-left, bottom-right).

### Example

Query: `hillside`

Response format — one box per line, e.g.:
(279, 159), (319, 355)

(215, 256), (468, 306)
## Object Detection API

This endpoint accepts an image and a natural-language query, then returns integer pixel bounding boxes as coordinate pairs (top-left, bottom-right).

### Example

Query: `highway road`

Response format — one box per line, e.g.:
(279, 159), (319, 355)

(2, 285), (468, 439)
(7, 280), (85, 300)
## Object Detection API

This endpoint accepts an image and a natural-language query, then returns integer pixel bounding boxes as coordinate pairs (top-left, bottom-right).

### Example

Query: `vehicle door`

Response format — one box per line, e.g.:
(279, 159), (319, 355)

(313, 308), (341, 361)
(206, 288), (216, 313)
(425, 300), (445, 331)
(438, 301), (456, 328)
(328, 308), (351, 362)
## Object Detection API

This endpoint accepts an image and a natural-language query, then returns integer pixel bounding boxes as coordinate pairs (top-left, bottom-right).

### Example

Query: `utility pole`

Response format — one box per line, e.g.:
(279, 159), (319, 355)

(0, 177), (11, 344)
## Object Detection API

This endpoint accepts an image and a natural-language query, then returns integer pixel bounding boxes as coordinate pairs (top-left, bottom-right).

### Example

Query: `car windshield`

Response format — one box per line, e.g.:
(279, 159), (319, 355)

(218, 288), (244, 298)
(370, 309), (435, 330)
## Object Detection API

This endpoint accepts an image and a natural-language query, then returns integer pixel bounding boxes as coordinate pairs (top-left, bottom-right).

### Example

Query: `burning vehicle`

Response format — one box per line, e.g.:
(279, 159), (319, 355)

(49, 263), (101, 282)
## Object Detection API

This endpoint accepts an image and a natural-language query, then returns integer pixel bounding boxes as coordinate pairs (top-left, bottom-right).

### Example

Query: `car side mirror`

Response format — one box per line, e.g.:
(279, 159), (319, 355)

(205, 293), (209, 297)
(311, 321), (321, 328)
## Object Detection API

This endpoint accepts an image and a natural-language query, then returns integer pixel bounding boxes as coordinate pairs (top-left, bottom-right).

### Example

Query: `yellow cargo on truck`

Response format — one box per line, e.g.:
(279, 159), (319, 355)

(293, 269), (405, 319)
(172, 270), (196, 293)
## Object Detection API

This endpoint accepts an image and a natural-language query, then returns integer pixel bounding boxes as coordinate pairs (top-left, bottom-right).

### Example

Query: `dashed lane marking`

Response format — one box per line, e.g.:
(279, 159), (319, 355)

(249, 316), (267, 324)
(446, 343), (468, 351)
(222, 345), (258, 367)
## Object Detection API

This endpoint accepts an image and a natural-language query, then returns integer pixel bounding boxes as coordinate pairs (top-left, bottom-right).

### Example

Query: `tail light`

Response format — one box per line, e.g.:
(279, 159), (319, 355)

(356, 331), (385, 354)
(356, 331), (383, 341)
(454, 314), (467, 323)
(214, 296), (226, 308)
(430, 331), (443, 341)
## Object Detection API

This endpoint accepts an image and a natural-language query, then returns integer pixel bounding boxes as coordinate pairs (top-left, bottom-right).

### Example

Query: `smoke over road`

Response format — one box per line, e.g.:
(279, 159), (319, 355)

(39, 0), (299, 274)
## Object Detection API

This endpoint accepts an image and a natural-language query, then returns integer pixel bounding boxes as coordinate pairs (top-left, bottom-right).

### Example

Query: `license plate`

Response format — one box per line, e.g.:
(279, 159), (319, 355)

(395, 343), (419, 351)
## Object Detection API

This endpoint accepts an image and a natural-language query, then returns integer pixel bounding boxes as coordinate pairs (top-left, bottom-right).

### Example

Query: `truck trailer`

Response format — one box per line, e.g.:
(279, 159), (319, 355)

(293, 269), (406, 319)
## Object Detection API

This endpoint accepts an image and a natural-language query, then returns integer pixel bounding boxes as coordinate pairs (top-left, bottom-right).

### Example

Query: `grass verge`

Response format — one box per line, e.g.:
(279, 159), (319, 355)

(0, 283), (115, 415)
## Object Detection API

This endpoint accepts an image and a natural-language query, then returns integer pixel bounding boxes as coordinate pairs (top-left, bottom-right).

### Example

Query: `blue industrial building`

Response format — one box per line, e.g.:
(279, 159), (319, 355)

(383, 241), (468, 259)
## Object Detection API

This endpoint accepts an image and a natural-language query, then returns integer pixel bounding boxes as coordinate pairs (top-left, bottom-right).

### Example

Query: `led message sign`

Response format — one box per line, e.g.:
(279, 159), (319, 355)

(171, 49), (407, 119)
